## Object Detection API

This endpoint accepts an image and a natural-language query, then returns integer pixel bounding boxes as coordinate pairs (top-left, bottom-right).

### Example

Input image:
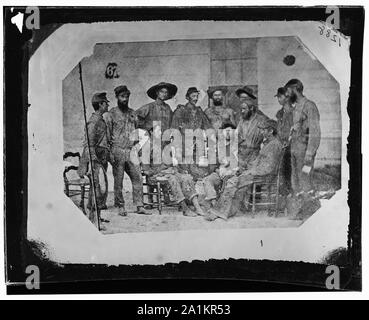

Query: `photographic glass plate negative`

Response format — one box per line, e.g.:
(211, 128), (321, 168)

(4, 6), (363, 294)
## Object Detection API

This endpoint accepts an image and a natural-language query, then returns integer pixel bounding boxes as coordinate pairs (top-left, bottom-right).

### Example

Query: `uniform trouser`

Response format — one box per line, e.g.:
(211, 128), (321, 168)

(280, 146), (292, 196)
(111, 146), (143, 207)
(77, 147), (109, 210)
(238, 147), (259, 170)
(87, 160), (108, 210)
(203, 172), (223, 201)
(213, 173), (254, 218)
(149, 172), (197, 204)
(180, 164), (214, 182)
(291, 143), (314, 194)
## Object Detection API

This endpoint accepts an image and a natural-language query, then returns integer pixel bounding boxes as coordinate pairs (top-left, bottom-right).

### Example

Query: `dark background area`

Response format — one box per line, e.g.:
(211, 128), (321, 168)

(3, 6), (363, 294)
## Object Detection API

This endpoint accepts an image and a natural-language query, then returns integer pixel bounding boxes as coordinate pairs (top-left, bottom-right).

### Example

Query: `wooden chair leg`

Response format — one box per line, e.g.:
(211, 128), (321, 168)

(252, 183), (256, 218)
(267, 185), (273, 216)
(148, 185), (154, 205)
(157, 182), (162, 215)
(275, 184), (280, 216)
(65, 183), (69, 197)
(80, 186), (86, 214)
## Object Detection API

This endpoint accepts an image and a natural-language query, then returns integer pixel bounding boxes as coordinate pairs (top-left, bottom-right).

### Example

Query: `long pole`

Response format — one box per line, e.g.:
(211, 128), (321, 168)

(78, 62), (100, 230)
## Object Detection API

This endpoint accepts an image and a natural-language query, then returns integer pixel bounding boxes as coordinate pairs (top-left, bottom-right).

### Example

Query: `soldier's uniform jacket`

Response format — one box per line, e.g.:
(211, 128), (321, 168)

(105, 106), (138, 149)
(246, 135), (283, 177)
(136, 100), (173, 133)
(276, 105), (294, 144)
(171, 102), (214, 179)
(290, 97), (321, 166)
(204, 105), (236, 130)
(171, 103), (212, 133)
(77, 112), (109, 176)
(236, 111), (268, 170)
(237, 112), (267, 151)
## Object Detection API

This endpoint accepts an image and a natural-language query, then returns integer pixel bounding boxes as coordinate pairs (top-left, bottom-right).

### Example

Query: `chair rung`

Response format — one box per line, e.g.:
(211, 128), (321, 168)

(252, 192), (277, 195)
(143, 202), (179, 208)
(254, 183), (277, 186)
(247, 202), (277, 205)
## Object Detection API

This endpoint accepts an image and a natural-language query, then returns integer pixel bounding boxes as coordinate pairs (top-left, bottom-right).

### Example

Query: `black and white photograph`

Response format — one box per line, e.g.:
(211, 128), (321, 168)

(3, 5), (364, 295)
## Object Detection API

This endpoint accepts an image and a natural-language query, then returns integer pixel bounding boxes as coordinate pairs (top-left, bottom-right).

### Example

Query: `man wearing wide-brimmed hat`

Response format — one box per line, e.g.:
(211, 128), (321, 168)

(235, 85), (269, 170)
(205, 119), (283, 221)
(204, 87), (236, 130)
(136, 82), (177, 134)
(105, 85), (149, 216)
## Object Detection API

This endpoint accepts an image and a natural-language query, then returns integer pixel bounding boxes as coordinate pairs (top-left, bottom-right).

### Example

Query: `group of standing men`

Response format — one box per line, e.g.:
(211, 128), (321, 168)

(77, 78), (320, 223)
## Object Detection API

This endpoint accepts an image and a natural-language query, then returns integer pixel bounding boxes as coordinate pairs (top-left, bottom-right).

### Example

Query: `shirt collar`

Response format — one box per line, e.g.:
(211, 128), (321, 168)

(263, 135), (275, 144)
(155, 99), (166, 106)
(92, 111), (104, 118)
(296, 96), (307, 106)
(186, 102), (197, 109)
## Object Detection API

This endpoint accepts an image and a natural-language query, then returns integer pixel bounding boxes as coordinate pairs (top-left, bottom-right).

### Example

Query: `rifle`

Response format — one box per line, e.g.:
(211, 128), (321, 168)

(78, 62), (100, 230)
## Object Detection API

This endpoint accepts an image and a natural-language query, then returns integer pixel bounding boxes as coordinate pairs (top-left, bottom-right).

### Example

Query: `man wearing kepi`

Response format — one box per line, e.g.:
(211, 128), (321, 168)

(78, 92), (110, 213)
(206, 120), (283, 221)
(136, 82), (177, 135)
(204, 87), (236, 130)
(284, 79), (321, 197)
(171, 87), (214, 181)
(235, 86), (268, 170)
(105, 85), (149, 216)
(171, 87), (211, 134)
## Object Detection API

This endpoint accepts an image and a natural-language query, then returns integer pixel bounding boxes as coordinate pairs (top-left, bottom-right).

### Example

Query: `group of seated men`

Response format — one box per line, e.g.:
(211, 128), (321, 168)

(77, 78), (321, 223)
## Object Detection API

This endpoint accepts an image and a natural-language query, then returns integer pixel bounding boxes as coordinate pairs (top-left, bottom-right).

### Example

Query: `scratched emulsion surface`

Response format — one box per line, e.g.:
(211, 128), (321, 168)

(62, 35), (342, 234)
(27, 21), (350, 264)
(63, 36), (341, 171)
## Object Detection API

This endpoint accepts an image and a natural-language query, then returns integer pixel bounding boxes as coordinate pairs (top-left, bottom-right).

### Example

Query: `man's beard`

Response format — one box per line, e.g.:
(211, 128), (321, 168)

(289, 92), (297, 104)
(213, 99), (223, 106)
(188, 99), (197, 106)
(118, 101), (128, 109)
(243, 110), (254, 120)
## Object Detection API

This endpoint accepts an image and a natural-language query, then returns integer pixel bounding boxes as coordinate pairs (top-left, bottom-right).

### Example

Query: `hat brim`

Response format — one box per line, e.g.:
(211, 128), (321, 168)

(236, 88), (257, 100)
(147, 83), (178, 100)
(207, 88), (227, 98)
(114, 87), (131, 96)
(258, 124), (276, 130)
(186, 90), (200, 97)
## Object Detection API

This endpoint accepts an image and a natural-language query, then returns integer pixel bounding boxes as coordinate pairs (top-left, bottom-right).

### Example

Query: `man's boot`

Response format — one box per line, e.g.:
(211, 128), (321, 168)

(114, 203), (127, 217)
(209, 208), (228, 221)
(180, 201), (197, 217)
(286, 194), (302, 220)
(192, 197), (206, 216)
(137, 205), (152, 215)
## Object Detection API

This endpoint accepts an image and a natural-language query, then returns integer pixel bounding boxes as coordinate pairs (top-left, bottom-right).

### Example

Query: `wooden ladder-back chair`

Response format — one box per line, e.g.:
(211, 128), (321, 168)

(142, 172), (179, 215)
(243, 146), (286, 217)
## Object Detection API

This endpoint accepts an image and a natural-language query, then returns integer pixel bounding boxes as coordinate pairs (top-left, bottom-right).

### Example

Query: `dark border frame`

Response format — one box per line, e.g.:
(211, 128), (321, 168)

(4, 6), (363, 294)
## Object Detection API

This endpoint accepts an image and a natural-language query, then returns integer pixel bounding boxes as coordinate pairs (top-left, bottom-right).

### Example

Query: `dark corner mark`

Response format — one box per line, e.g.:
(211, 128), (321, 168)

(3, 6), (363, 294)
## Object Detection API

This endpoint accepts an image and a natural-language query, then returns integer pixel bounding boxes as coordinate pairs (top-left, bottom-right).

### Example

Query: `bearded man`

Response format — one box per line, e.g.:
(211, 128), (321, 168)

(236, 87), (269, 170)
